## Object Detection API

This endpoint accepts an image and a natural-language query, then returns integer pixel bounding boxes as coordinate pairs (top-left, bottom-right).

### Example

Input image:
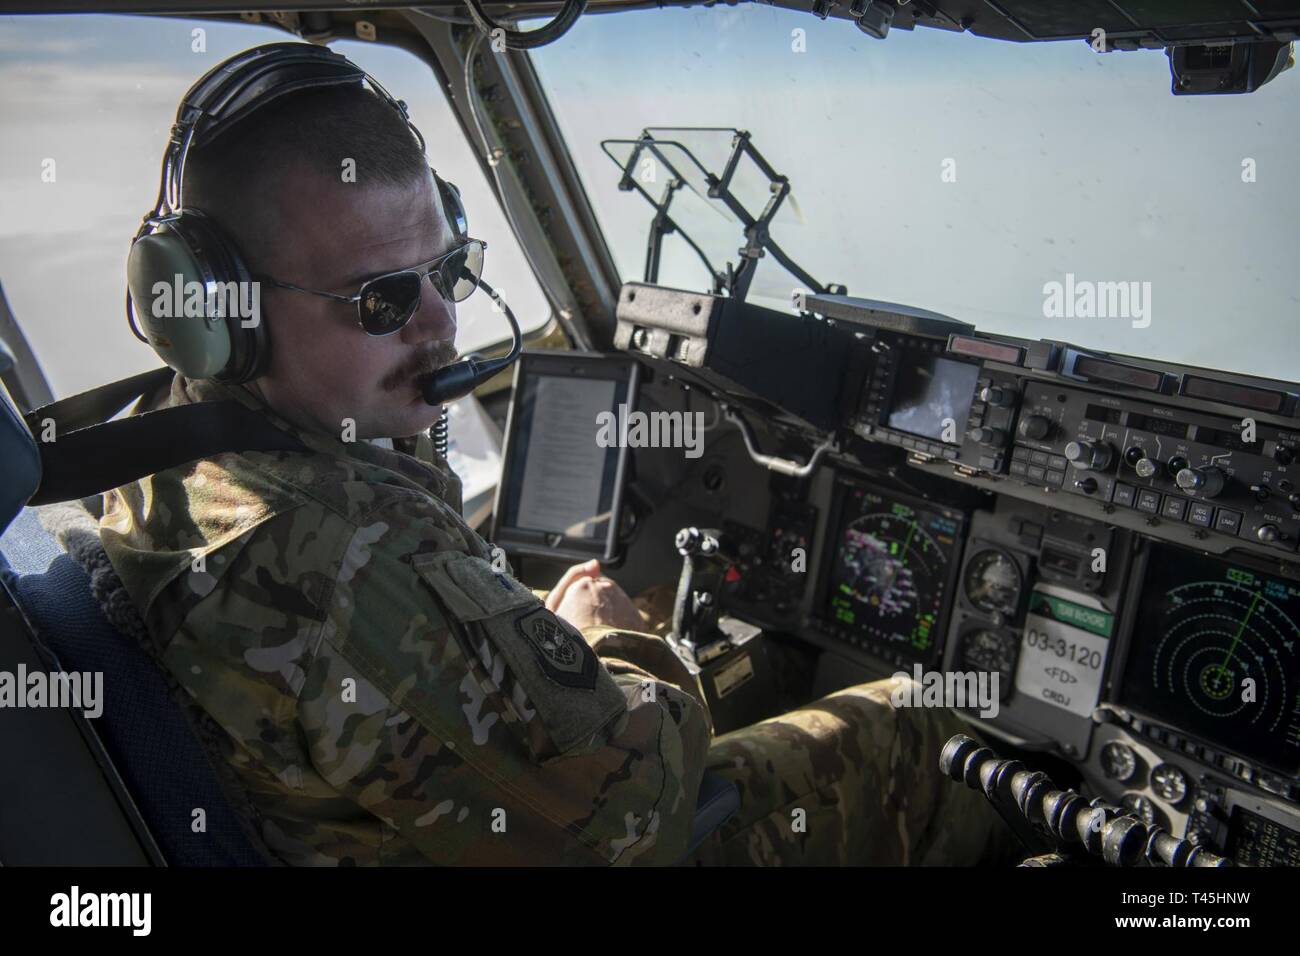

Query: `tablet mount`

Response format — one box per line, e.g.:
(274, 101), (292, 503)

(600, 127), (845, 305)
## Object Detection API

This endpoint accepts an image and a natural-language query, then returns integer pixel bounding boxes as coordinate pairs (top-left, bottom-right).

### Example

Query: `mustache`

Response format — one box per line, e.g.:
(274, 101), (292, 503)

(383, 340), (459, 391)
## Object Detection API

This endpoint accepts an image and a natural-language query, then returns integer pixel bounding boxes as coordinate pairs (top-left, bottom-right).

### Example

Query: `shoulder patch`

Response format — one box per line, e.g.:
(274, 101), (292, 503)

(413, 552), (626, 754)
(514, 607), (599, 691)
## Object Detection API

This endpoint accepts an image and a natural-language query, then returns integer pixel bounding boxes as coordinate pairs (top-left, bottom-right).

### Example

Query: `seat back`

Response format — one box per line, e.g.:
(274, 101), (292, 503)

(1, 509), (270, 866)
(0, 343), (40, 533)
(0, 364), (267, 865)
(0, 360), (161, 863)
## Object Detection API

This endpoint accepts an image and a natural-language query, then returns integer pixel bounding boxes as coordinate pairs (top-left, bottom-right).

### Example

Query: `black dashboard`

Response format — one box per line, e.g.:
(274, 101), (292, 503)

(611, 280), (1300, 866)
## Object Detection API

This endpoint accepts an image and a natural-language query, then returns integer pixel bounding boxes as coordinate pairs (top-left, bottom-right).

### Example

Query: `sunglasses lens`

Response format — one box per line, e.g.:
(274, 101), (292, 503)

(439, 239), (484, 303)
(359, 272), (421, 335)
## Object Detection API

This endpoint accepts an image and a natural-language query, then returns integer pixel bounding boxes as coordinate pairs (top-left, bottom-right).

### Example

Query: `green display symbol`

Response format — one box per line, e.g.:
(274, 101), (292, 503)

(1200, 590), (1259, 700)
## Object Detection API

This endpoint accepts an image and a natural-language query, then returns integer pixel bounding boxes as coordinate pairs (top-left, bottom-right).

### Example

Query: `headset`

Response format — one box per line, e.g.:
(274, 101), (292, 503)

(126, 42), (519, 406)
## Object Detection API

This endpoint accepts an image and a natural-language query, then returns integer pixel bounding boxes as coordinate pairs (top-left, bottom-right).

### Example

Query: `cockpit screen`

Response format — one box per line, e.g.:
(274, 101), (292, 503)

(1120, 543), (1300, 775)
(885, 350), (980, 444)
(822, 485), (963, 663)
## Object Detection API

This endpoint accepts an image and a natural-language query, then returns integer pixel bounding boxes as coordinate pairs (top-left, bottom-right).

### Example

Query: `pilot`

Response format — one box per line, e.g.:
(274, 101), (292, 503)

(99, 45), (1008, 865)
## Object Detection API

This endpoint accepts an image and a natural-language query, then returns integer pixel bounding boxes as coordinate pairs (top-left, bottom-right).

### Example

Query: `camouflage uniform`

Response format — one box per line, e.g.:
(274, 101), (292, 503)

(101, 373), (1008, 866)
(101, 374), (710, 865)
(692, 679), (1010, 865)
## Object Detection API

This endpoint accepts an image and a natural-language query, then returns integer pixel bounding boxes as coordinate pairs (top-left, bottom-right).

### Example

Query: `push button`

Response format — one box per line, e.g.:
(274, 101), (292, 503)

(1112, 483), (1136, 508)
(1188, 502), (1214, 527)
(1135, 489), (1162, 514)
(1214, 509), (1243, 535)
(1161, 496), (1188, 521)
(1027, 464), (1046, 483)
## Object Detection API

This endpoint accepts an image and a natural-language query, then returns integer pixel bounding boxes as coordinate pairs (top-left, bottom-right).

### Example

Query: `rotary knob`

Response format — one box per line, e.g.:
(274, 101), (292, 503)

(1134, 457), (1160, 479)
(967, 426), (1007, 446)
(1176, 466), (1227, 498)
(980, 385), (1016, 407)
(1257, 524), (1281, 544)
(1064, 439), (1114, 471)
(1017, 415), (1052, 441)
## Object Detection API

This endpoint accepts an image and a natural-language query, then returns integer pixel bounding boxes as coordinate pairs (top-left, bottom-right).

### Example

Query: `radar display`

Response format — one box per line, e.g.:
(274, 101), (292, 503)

(1121, 543), (1300, 774)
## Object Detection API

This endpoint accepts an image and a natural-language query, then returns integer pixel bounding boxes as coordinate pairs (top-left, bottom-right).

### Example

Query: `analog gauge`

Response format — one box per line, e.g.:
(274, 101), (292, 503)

(1121, 792), (1163, 830)
(959, 628), (1018, 699)
(1151, 763), (1189, 806)
(963, 548), (1023, 618)
(1100, 741), (1138, 783)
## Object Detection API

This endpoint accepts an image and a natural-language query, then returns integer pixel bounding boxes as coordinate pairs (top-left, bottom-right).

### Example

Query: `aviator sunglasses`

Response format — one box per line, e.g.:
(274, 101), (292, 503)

(254, 238), (486, 336)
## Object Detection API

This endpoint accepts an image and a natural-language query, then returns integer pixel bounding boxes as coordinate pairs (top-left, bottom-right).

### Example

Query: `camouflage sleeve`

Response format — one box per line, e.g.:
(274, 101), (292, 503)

(297, 496), (710, 865)
(581, 625), (709, 718)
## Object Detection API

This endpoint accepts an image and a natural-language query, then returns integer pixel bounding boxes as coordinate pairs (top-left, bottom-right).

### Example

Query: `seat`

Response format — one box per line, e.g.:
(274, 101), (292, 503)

(687, 769), (741, 858)
(1, 510), (270, 866)
(0, 348), (266, 865)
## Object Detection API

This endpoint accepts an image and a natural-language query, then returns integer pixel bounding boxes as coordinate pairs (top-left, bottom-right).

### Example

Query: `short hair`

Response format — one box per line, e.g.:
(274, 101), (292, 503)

(183, 84), (430, 270)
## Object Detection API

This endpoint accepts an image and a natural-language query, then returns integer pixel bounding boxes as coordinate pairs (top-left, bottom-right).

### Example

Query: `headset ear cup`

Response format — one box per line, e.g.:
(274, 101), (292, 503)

(125, 211), (266, 383)
(183, 210), (268, 384)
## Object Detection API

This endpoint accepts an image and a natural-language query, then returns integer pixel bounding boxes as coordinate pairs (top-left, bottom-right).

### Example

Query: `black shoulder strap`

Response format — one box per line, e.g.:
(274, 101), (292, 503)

(23, 368), (309, 506)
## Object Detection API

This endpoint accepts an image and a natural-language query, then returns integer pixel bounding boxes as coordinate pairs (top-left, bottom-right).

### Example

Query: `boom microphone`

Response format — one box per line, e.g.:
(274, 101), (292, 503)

(419, 276), (523, 406)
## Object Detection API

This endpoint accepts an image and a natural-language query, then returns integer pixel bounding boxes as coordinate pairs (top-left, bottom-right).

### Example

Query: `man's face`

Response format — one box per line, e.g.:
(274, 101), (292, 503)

(249, 167), (459, 440)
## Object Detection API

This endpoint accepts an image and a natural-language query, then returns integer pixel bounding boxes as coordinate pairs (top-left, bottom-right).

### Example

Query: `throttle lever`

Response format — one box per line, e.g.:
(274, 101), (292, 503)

(941, 734), (1231, 867)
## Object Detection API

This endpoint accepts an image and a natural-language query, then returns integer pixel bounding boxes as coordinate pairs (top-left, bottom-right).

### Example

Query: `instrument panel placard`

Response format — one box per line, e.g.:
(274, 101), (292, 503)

(1015, 585), (1114, 719)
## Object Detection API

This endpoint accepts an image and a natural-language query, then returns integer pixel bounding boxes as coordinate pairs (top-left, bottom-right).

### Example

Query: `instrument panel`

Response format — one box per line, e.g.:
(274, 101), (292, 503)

(613, 282), (1300, 862)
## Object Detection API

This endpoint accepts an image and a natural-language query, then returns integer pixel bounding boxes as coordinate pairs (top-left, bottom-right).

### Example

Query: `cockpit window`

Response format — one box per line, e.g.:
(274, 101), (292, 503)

(0, 14), (548, 397)
(532, 6), (1300, 383)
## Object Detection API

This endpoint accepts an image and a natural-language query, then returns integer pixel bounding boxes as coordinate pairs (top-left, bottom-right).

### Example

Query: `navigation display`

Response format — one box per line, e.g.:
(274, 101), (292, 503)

(1120, 543), (1300, 775)
(886, 350), (980, 444)
(821, 484), (964, 664)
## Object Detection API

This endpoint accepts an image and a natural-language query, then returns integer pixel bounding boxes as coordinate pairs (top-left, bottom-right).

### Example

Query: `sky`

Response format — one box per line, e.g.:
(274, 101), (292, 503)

(530, 6), (1300, 383)
(1, 8), (1297, 397)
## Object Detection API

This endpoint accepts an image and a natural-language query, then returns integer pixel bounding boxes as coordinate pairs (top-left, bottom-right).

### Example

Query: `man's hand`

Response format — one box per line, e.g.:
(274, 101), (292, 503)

(547, 560), (646, 633)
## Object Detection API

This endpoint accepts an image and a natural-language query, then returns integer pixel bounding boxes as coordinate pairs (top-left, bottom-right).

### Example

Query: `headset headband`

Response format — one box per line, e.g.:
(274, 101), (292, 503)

(144, 42), (429, 232)
(127, 42), (467, 384)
